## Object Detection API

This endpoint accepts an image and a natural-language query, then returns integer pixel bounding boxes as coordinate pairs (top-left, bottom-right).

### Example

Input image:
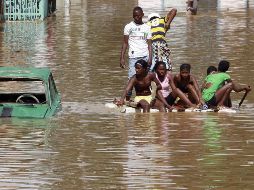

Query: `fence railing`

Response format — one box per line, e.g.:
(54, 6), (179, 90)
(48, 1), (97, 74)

(0, 0), (3, 21)
(3, 0), (49, 21)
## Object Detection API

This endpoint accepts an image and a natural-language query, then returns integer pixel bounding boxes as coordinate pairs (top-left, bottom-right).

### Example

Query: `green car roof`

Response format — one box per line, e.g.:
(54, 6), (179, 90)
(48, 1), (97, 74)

(0, 67), (51, 81)
(0, 67), (61, 118)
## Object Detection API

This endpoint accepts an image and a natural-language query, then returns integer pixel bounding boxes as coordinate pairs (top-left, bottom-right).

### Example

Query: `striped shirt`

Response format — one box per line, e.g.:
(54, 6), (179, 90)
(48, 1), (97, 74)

(147, 17), (168, 42)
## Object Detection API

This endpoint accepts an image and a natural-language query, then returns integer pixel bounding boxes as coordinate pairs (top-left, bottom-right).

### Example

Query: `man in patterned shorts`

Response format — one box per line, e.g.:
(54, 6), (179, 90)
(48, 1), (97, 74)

(147, 8), (177, 72)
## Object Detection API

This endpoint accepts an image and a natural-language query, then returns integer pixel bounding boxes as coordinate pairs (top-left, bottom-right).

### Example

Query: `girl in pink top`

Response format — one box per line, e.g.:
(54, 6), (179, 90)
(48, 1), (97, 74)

(152, 61), (196, 111)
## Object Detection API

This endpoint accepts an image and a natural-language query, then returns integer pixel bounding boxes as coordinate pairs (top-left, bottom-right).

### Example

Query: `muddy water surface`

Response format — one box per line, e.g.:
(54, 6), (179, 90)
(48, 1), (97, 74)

(0, 0), (254, 189)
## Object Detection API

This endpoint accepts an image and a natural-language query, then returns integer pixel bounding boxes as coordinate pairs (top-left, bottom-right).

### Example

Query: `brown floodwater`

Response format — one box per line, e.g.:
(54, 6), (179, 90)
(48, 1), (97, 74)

(0, 0), (254, 189)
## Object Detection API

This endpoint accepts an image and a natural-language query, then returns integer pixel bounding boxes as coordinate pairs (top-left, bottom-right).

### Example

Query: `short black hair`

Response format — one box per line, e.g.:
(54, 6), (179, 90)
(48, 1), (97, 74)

(133, 6), (143, 13)
(207, 66), (217, 75)
(153, 61), (166, 71)
(180, 63), (191, 72)
(218, 60), (230, 72)
(135, 59), (148, 69)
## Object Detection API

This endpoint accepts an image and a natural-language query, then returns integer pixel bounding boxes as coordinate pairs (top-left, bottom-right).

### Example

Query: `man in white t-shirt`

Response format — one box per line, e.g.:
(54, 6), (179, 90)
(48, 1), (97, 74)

(120, 6), (152, 100)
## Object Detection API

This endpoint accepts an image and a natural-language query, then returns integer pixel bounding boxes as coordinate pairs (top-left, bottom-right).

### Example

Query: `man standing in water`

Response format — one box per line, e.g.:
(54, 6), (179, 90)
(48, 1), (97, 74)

(120, 6), (152, 101)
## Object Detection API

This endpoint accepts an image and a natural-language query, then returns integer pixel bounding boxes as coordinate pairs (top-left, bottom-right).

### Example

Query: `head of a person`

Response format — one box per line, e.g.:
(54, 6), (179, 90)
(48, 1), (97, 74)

(135, 59), (148, 75)
(133, 6), (144, 24)
(154, 61), (167, 77)
(148, 13), (160, 21)
(218, 60), (230, 72)
(207, 66), (217, 75)
(180, 63), (191, 79)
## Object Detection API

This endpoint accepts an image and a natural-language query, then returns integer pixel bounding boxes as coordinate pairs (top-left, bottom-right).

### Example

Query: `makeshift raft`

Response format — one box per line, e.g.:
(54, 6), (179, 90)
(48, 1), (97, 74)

(105, 102), (237, 113)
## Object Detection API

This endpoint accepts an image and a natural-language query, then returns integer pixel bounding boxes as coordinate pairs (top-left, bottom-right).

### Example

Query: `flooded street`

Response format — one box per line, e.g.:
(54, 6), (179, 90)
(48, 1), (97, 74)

(0, 0), (254, 189)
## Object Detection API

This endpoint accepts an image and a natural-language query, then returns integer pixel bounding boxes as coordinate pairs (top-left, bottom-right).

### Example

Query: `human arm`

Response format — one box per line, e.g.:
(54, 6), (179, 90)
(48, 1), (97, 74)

(202, 82), (213, 91)
(165, 8), (177, 32)
(168, 73), (177, 91)
(201, 78), (212, 92)
(117, 77), (136, 106)
(231, 81), (251, 93)
(156, 90), (173, 110)
(120, 35), (129, 69)
(151, 73), (162, 91)
(152, 73), (172, 109)
(201, 81), (205, 92)
(173, 74), (179, 87)
(169, 74), (196, 107)
(147, 39), (152, 67)
(191, 75), (205, 105)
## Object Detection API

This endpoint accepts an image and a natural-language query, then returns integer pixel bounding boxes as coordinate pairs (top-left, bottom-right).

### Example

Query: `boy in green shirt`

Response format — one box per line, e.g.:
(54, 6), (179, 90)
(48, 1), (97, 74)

(202, 60), (251, 108)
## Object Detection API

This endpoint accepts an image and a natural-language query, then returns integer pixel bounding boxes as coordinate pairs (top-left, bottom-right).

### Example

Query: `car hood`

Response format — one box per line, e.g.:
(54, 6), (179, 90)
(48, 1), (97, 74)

(0, 104), (49, 118)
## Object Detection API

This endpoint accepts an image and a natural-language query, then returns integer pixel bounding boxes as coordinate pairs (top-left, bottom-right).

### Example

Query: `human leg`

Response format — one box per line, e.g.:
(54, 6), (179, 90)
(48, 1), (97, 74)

(186, 84), (199, 104)
(155, 90), (173, 111)
(214, 81), (251, 107)
(150, 42), (159, 71)
(134, 95), (153, 112)
(214, 82), (233, 106)
(224, 95), (232, 107)
(128, 58), (137, 79)
(138, 100), (151, 112)
(187, 0), (198, 15)
(151, 98), (166, 112)
(126, 58), (138, 100)
(160, 42), (172, 71)
(172, 88), (196, 108)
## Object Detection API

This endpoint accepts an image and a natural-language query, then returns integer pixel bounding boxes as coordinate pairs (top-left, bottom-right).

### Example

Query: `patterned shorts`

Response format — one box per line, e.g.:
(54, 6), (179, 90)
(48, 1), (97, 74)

(151, 41), (171, 71)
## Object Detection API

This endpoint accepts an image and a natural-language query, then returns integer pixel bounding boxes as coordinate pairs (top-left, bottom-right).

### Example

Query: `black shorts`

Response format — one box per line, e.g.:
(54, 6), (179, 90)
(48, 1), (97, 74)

(178, 81), (193, 94)
(206, 96), (217, 107)
(165, 93), (176, 106)
(179, 87), (188, 93)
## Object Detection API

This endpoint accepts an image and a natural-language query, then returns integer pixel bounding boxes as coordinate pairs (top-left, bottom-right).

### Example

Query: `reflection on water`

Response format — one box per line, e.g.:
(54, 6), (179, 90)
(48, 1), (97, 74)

(0, 118), (59, 190)
(218, 0), (250, 10)
(0, 0), (254, 189)
(1, 20), (56, 67)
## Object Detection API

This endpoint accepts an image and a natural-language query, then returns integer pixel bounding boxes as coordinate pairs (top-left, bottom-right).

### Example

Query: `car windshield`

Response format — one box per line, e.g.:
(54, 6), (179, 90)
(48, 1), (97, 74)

(0, 79), (45, 93)
(0, 78), (47, 104)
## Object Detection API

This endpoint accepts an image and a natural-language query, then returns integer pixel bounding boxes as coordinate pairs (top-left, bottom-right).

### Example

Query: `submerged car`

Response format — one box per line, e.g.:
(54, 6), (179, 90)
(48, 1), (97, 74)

(0, 67), (61, 118)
